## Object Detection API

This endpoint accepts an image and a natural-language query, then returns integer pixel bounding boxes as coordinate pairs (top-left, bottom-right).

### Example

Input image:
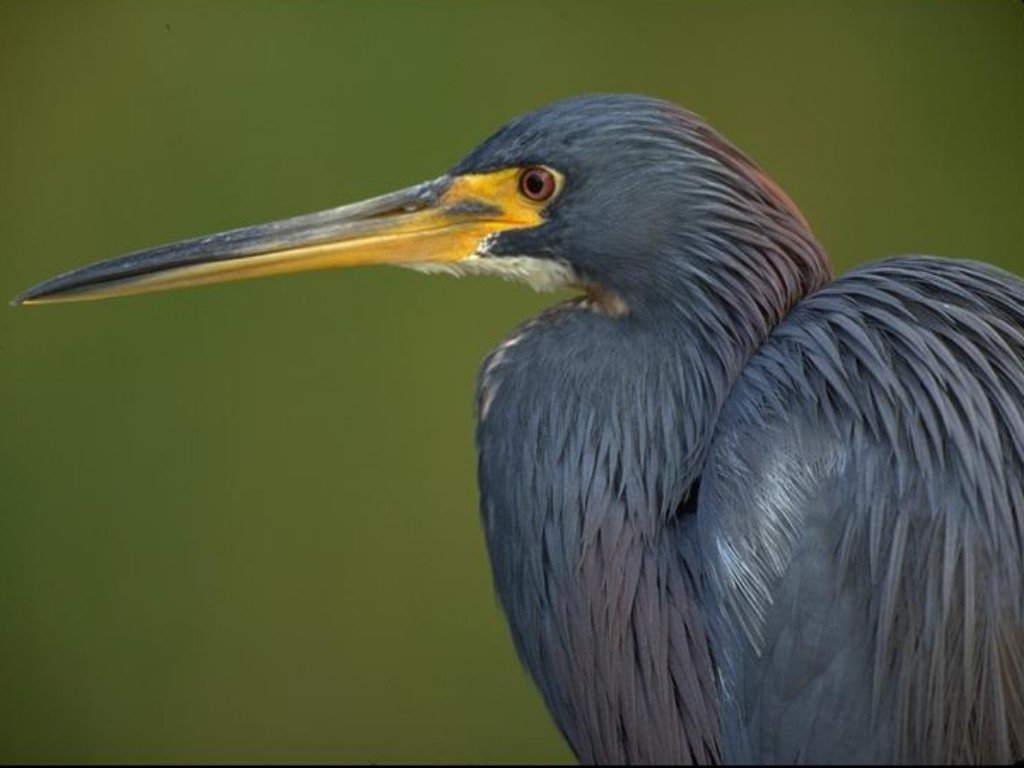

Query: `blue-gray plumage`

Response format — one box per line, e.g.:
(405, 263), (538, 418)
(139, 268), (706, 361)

(702, 257), (1024, 763)
(16, 94), (1024, 764)
(465, 96), (1024, 763)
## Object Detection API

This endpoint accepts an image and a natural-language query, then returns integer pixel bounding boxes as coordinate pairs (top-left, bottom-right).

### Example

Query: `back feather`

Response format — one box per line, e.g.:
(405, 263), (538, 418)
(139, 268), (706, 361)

(700, 255), (1024, 763)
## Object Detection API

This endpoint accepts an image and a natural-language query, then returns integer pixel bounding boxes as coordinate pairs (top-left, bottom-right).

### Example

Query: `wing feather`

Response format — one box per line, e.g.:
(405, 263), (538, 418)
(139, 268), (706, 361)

(700, 255), (1024, 762)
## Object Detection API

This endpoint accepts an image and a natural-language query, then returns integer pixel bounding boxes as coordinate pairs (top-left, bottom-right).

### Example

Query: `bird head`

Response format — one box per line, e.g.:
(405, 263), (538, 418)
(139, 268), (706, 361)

(14, 94), (826, 316)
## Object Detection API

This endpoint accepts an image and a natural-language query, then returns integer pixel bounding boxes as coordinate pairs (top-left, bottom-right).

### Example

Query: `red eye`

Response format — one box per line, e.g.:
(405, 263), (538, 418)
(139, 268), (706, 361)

(519, 166), (557, 201)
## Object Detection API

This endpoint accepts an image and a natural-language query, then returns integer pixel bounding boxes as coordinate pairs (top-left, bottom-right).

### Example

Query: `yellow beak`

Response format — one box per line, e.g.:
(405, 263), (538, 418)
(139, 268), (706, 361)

(12, 169), (549, 306)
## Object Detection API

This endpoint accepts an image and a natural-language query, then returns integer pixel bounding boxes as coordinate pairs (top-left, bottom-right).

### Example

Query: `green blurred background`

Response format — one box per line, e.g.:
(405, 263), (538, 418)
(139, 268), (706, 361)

(1, 0), (1021, 762)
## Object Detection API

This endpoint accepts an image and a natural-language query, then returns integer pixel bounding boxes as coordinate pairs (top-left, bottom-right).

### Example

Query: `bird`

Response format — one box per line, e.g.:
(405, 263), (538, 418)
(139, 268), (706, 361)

(14, 94), (1024, 764)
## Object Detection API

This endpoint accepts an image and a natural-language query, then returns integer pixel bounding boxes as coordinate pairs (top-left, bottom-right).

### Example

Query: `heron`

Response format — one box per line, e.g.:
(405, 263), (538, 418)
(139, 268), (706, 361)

(14, 94), (1024, 764)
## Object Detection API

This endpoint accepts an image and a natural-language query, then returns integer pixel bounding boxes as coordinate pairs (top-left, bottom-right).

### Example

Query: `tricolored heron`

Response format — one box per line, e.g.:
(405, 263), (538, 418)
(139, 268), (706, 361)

(15, 95), (1024, 764)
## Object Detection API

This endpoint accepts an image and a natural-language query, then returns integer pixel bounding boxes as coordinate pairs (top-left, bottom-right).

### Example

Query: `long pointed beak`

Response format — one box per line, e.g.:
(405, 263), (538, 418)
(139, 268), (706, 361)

(12, 170), (545, 306)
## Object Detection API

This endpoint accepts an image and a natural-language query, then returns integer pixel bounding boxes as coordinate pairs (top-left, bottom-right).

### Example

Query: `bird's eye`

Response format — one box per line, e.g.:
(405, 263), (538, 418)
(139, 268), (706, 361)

(519, 167), (557, 202)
